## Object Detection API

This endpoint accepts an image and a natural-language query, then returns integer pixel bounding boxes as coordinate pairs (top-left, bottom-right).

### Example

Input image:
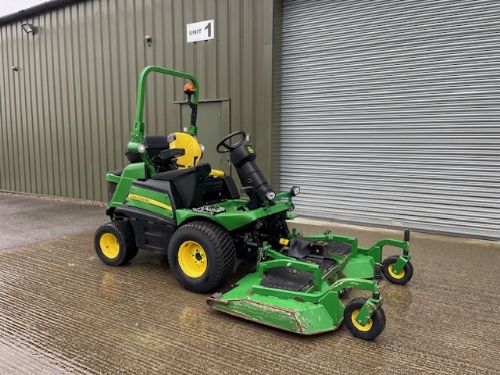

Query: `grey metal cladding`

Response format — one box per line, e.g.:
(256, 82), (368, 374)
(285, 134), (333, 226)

(0, 0), (276, 201)
(278, 0), (500, 239)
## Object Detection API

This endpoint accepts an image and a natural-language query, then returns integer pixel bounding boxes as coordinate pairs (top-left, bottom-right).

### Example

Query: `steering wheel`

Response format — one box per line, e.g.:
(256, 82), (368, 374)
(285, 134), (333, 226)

(216, 130), (247, 153)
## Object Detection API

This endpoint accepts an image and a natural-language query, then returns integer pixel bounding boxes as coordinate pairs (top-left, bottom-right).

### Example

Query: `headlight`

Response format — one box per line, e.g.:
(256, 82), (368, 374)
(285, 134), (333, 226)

(167, 133), (176, 143)
(266, 191), (276, 201)
(291, 186), (300, 196)
(200, 144), (205, 153)
(137, 143), (146, 153)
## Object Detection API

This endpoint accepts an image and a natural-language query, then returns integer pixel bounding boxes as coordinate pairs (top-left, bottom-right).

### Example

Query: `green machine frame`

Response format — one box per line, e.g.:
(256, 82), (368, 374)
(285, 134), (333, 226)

(96, 65), (414, 340)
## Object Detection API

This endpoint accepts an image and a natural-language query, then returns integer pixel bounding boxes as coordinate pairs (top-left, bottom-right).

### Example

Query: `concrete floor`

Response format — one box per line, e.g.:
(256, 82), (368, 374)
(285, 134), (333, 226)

(1, 192), (499, 374)
(0, 192), (106, 250)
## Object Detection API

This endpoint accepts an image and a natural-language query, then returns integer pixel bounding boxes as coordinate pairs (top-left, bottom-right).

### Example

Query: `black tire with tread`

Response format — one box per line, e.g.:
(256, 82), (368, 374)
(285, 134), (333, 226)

(94, 221), (138, 266)
(343, 297), (386, 341)
(168, 221), (235, 293)
(382, 255), (414, 285)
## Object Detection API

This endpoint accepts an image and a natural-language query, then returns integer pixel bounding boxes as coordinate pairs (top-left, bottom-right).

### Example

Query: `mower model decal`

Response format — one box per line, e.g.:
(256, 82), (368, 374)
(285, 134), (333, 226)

(127, 194), (172, 211)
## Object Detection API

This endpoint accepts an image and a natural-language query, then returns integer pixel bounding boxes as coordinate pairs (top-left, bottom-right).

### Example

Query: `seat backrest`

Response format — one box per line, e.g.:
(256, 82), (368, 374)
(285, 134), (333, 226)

(144, 135), (170, 160)
(125, 134), (170, 164)
(168, 132), (202, 168)
(151, 164), (211, 208)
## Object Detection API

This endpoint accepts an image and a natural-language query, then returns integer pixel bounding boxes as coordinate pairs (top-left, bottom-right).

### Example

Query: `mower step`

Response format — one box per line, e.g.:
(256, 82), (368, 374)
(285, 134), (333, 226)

(261, 267), (313, 291)
(328, 242), (352, 256)
(303, 255), (337, 272)
(287, 238), (352, 259)
(260, 256), (338, 291)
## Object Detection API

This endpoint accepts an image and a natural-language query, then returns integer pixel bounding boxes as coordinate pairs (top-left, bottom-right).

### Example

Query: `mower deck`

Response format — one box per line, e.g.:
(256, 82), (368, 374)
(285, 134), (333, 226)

(208, 275), (346, 335)
(208, 241), (386, 336)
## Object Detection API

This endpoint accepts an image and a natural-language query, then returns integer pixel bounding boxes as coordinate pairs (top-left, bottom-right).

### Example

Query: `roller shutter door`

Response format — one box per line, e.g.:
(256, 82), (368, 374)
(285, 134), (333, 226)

(278, 0), (500, 239)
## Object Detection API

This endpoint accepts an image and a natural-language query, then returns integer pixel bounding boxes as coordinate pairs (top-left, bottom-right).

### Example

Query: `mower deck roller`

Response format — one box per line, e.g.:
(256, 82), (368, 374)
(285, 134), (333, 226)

(95, 66), (414, 341)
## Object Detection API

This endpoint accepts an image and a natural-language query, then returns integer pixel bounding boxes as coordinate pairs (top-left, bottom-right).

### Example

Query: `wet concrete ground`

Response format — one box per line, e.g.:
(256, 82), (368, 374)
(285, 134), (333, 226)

(0, 192), (105, 250)
(1, 193), (500, 374)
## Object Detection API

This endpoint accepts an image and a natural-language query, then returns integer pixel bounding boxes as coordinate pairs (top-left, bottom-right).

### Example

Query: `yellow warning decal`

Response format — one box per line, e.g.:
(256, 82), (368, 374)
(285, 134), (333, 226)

(127, 194), (172, 211)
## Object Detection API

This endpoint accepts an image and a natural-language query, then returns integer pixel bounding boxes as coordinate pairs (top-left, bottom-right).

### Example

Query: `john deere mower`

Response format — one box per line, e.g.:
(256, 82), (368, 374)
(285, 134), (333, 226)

(95, 66), (413, 340)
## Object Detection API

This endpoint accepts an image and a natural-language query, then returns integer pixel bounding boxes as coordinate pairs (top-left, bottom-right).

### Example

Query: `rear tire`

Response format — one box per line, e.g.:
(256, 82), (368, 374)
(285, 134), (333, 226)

(168, 221), (235, 293)
(94, 221), (138, 266)
(344, 297), (386, 341)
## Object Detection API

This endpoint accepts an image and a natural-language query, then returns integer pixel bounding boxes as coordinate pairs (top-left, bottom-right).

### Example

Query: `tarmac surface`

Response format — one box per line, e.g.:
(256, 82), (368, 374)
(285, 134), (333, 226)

(1, 192), (500, 374)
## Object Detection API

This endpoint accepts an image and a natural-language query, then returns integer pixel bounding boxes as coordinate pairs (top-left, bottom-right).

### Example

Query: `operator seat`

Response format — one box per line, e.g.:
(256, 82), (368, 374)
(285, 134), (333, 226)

(168, 132), (226, 178)
(166, 132), (239, 203)
(125, 134), (171, 167)
(144, 135), (171, 160)
(125, 132), (238, 205)
(152, 163), (211, 208)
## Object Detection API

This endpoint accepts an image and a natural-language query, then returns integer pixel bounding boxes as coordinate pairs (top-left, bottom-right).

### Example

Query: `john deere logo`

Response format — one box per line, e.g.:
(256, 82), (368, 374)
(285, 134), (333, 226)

(247, 146), (255, 153)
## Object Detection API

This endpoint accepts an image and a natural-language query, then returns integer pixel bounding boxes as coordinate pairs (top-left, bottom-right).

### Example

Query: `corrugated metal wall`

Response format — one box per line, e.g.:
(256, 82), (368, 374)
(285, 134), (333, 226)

(278, 0), (500, 239)
(0, 0), (276, 201)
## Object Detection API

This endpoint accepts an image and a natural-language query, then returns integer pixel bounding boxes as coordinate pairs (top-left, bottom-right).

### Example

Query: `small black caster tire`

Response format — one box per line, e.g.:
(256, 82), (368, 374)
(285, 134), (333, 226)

(344, 297), (386, 341)
(382, 255), (413, 285)
(94, 221), (138, 266)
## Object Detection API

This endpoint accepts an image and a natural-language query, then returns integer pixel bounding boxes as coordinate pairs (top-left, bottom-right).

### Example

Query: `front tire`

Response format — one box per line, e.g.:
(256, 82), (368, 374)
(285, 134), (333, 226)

(168, 221), (235, 293)
(344, 297), (386, 341)
(94, 221), (138, 266)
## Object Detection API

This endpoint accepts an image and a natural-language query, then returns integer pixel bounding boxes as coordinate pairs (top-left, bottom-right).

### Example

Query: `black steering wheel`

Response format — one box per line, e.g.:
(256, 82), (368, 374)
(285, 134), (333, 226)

(216, 130), (247, 153)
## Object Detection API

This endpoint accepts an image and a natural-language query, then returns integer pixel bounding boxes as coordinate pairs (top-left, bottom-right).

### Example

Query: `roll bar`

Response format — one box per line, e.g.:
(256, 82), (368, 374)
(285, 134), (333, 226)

(130, 66), (200, 144)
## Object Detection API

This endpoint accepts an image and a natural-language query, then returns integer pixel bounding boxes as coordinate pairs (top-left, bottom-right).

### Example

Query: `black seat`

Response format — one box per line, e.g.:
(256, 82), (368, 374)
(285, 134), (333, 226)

(152, 164), (211, 208)
(144, 135), (170, 160)
(125, 134), (170, 164)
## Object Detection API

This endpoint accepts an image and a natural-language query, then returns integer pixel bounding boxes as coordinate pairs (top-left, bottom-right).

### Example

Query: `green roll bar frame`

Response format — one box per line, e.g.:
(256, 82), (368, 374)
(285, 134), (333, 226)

(127, 66), (200, 176)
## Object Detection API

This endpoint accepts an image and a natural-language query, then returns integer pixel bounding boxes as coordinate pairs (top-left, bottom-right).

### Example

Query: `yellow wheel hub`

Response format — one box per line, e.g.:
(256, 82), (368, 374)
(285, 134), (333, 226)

(388, 263), (405, 280)
(178, 240), (207, 278)
(351, 309), (373, 332)
(100, 233), (120, 259)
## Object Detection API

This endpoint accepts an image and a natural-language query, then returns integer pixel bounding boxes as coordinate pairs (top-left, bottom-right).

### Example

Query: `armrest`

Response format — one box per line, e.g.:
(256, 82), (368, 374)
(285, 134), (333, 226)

(159, 148), (185, 160)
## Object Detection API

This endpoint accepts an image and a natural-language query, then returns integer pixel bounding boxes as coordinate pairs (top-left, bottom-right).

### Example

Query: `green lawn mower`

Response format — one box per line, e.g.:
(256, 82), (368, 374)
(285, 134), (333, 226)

(95, 66), (414, 340)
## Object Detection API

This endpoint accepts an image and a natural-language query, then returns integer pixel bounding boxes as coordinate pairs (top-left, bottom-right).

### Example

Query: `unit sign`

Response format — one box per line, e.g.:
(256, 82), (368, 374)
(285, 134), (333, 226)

(186, 19), (214, 43)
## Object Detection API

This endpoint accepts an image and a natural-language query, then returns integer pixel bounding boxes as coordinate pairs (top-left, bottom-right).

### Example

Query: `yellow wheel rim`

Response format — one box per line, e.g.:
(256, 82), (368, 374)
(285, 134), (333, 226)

(178, 240), (207, 278)
(351, 309), (373, 332)
(388, 263), (405, 280)
(100, 233), (120, 259)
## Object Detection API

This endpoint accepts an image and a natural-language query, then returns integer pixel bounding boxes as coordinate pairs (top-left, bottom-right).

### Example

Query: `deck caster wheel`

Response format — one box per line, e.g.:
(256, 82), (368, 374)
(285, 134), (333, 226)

(382, 255), (413, 285)
(94, 221), (138, 266)
(344, 297), (386, 340)
(168, 221), (235, 293)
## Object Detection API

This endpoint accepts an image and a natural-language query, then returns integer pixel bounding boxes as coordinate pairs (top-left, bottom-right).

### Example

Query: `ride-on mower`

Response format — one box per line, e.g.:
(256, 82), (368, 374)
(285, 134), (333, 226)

(95, 66), (413, 340)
